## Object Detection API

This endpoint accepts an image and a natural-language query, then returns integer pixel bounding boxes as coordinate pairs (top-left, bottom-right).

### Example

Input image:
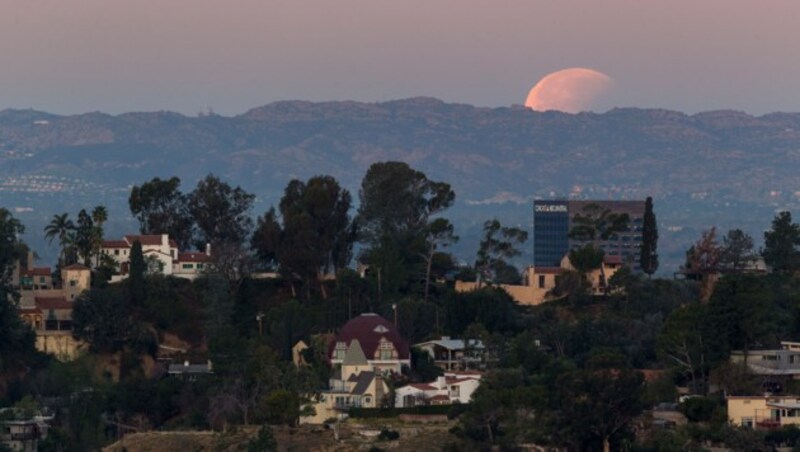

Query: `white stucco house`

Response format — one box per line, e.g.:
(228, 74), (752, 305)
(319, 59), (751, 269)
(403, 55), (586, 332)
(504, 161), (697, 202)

(101, 234), (210, 282)
(395, 371), (483, 408)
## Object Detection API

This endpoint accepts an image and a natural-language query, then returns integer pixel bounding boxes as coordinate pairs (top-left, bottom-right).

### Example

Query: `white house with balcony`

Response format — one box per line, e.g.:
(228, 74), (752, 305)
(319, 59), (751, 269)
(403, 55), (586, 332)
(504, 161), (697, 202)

(395, 371), (482, 408)
(300, 313), (410, 424)
(101, 234), (211, 282)
(731, 341), (800, 379)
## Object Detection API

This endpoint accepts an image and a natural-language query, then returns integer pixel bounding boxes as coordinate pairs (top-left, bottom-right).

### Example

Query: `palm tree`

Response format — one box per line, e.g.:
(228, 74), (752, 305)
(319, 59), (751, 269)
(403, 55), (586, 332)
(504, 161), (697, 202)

(44, 213), (75, 266)
(91, 205), (107, 227)
(91, 205), (108, 267)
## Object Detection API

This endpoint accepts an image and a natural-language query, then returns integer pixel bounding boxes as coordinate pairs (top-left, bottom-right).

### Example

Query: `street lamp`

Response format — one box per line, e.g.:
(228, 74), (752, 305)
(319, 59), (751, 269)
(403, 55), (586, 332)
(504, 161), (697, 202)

(256, 312), (264, 336)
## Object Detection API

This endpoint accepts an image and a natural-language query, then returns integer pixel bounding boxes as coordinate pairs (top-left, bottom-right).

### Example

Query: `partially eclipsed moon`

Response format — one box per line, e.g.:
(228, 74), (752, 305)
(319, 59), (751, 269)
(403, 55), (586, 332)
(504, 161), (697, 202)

(525, 68), (613, 113)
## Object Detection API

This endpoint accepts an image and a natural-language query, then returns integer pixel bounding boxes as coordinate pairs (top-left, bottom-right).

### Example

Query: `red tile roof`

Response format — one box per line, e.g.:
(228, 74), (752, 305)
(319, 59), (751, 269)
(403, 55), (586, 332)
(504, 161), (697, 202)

(63, 263), (90, 270)
(429, 394), (450, 402)
(329, 313), (410, 361)
(23, 267), (51, 277)
(125, 234), (178, 248)
(102, 240), (129, 248)
(34, 296), (72, 310)
(178, 252), (209, 263)
(446, 377), (477, 385)
(604, 255), (624, 265)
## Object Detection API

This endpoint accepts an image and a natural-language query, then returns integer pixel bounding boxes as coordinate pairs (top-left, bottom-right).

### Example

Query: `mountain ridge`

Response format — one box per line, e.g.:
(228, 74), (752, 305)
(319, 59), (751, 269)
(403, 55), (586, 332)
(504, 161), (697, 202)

(2, 98), (799, 271)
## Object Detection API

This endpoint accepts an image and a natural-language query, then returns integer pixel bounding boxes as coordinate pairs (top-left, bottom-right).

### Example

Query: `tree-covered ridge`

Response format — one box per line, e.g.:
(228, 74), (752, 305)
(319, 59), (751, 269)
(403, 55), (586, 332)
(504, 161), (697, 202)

(2, 163), (800, 450)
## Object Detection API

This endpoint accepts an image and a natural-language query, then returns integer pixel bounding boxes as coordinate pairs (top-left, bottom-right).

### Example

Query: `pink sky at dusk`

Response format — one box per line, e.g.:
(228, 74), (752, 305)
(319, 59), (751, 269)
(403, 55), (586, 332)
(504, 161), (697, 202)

(1, 0), (799, 115)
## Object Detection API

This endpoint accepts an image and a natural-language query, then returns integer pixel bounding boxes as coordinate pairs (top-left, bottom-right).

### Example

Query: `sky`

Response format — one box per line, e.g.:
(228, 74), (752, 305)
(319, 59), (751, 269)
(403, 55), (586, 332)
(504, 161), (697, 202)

(1, 0), (799, 116)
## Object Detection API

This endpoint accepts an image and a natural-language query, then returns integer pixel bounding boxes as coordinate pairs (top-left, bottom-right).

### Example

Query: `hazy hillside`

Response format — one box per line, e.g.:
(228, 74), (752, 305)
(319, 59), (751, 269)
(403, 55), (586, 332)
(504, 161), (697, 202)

(2, 97), (799, 272)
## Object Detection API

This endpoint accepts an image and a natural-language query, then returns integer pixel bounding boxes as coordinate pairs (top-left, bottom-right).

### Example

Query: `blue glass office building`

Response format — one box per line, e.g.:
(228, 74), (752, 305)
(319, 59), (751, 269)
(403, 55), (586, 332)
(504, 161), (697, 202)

(533, 200), (646, 269)
(533, 200), (570, 267)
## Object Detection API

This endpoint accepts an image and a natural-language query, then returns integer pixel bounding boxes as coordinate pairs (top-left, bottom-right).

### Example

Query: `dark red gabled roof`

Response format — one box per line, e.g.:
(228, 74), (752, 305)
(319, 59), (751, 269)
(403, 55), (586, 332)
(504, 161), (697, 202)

(63, 263), (90, 270)
(329, 313), (410, 361)
(102, 240), (129, 248)
(34, 296), (72, 310)
(23, 267), (52, 277)
(178, 252), (209, 263)
(125, 234), (178, 248)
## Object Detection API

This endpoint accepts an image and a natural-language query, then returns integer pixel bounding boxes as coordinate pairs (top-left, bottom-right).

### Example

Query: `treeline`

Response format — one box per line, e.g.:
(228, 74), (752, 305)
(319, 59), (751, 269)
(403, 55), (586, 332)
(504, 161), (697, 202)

(3, 161), (800, 450)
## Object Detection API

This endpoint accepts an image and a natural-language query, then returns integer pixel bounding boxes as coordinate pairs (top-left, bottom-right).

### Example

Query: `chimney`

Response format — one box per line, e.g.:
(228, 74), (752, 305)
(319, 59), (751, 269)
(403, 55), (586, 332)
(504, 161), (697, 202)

(27, 251), (34, 271)
(205, 243), (211, 256)
(162, 234), (169, 247)
(436, 376), (446, 390)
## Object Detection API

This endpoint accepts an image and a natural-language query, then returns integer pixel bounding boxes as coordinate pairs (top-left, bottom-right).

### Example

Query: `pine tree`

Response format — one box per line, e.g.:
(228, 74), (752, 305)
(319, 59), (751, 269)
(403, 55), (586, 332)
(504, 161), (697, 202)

(640, 197), (658, 277)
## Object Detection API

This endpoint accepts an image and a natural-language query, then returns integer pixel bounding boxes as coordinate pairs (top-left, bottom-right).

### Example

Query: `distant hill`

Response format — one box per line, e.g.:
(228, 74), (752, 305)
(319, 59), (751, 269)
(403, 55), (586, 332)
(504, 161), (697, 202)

(2, 98), (799, 273)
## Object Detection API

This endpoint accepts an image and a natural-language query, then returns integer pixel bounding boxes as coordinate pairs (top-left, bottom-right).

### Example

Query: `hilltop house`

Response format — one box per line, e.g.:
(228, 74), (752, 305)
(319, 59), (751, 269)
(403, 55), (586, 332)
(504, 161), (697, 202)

(301, 313), (410, 424)
(728, 394), (800, 429)
(395, 371), (482, 408)
(15, 263), (91, 360)
(414, 337), (485, 371)
(455, 254), (625, 306)
(730, 341), (800, 380)
(101, 234), (210, 281)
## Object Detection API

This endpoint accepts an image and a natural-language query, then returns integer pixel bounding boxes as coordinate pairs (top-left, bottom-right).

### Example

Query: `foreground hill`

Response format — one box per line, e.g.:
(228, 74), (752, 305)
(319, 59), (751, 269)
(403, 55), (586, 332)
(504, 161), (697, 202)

(2, 98), (799, 272)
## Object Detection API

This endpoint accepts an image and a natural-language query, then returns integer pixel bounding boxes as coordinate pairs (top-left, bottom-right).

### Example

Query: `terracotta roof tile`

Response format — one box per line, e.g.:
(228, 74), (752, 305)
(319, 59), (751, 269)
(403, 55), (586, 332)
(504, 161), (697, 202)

(178, 252), (209, 263)
(23, 267), (52, 277)
(125, 235), (164, 246)
(34, 296), (72, 310)
(63, 263), (90, 270)
(102, 240), (129, 248)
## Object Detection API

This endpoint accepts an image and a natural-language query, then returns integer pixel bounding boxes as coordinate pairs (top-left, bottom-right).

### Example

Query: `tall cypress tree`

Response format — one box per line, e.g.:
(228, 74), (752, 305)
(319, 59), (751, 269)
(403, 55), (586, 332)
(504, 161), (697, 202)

(640, 197), (658, 277)
(128, 240), (146, 307)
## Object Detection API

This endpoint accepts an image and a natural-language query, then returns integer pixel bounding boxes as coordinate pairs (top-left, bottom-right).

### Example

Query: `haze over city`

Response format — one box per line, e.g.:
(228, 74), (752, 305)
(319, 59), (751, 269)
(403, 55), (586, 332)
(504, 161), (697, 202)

(2, 0), (800, 115)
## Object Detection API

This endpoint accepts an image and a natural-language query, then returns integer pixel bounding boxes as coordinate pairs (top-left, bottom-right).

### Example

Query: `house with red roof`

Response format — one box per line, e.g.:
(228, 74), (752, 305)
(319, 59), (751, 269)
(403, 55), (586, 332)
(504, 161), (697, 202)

(301, 313), (410, 424)
(101, 234), (211, 281)
(395, 371), (483, 408)
(16, 264), (91, 360)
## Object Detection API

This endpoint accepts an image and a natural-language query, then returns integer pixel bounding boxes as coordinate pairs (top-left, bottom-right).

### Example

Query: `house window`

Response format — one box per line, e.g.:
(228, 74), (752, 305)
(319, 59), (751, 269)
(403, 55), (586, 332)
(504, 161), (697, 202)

(450, 385), (460, 398)
(114, 249), (120, 255)
(70, 280), (77, 287)
(334, 343), (347, 360)
(39, 276), (46, 283)
(538, 275), (546, 288)
(378, 340), (395, 360)
(182, 264), (194, 269)
(197, 263), (204, 269)
(742, 417), (754, 428)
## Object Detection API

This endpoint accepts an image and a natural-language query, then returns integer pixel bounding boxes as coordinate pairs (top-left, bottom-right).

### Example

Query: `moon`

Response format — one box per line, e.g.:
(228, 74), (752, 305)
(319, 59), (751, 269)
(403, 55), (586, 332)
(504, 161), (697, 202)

(525, 68), (613, 113)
